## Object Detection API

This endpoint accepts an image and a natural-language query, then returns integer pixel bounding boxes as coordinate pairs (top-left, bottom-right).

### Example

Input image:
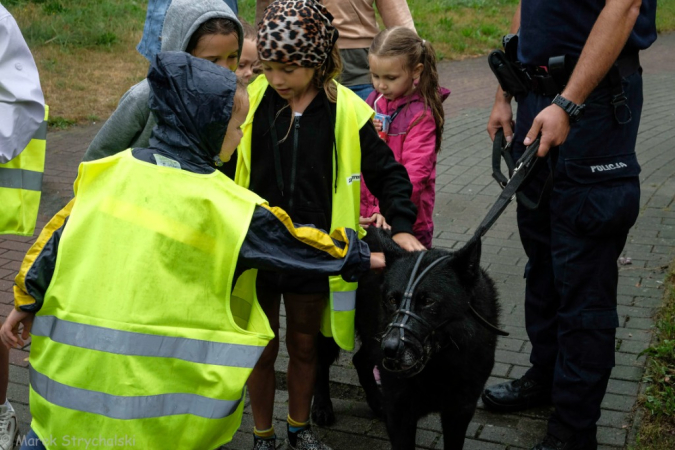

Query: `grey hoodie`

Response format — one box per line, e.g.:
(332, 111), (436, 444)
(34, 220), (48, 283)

(83, 0), (242, 162)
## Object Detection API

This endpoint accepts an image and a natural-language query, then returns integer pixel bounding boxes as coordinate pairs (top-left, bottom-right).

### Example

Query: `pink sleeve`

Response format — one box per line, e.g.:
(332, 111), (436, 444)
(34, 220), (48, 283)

(400, 112), (437, 208)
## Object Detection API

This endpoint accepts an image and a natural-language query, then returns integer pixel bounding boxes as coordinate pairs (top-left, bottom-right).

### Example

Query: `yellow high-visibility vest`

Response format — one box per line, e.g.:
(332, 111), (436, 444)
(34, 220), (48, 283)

(236, 78), (373, 350)
(0, 106), (48, 236)
(29, 150), (274, 449)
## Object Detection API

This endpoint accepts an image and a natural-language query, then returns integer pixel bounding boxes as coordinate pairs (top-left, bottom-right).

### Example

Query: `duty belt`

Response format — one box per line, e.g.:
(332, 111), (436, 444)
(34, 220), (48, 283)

(524, 53), (641, 97)
(489, 50), (639, 125)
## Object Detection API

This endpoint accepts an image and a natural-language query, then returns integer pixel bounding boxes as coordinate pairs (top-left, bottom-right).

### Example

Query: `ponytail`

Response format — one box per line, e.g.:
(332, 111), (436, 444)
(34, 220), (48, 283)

(416, 39), (444, 154)
(370, 27), (445, 153)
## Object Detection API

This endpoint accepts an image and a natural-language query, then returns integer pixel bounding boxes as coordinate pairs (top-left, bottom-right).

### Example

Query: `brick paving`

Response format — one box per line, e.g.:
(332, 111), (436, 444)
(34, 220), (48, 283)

(1, 33), (674, 449)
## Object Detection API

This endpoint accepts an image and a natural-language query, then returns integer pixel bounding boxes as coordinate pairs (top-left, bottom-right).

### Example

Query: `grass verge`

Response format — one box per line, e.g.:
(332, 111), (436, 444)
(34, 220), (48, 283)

(6, 0), (675, 128)
(6, 0), (148, 128)
(632, 265), (675, 449)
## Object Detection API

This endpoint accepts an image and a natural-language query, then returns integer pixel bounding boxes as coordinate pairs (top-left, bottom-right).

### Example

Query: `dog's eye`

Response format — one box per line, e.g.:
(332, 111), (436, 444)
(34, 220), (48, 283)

(386, 296), (397, 306)
(421, 297), (435, 307)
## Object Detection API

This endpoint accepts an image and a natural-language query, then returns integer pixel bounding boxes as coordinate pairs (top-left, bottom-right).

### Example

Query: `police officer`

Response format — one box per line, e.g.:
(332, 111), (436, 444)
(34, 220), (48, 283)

(481, 1), (657, 449)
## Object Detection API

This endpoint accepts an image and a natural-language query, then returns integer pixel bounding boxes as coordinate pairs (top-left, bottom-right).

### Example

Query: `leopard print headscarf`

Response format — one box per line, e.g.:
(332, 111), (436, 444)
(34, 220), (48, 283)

(257, 0), (339, 68)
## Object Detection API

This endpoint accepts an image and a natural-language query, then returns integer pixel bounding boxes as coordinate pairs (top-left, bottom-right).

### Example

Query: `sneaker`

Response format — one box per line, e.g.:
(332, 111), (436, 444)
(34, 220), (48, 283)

(286, 427), (331, 450)
(0, 401), (17, 450)
(253, 435), (277, 450)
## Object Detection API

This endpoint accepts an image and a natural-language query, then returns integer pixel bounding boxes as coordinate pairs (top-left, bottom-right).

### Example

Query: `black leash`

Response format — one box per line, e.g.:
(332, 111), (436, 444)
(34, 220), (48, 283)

(480, 130), (543, 237)
(491, 129), (551, 211)
(386, 132), (547, 342)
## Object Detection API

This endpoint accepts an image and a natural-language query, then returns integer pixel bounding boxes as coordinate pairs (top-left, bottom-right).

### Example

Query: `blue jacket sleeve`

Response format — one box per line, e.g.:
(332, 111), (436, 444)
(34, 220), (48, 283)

(236, 204), (371, 282)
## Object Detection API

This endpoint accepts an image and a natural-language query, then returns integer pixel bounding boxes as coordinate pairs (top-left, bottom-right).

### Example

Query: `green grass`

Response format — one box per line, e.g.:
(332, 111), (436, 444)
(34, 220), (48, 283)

(632, 267), (675, 450)
(5, 0), (675, 126)
(6, 0), (149, 128)
(8, 0), (145, 49)
(657, 1), (675, 33)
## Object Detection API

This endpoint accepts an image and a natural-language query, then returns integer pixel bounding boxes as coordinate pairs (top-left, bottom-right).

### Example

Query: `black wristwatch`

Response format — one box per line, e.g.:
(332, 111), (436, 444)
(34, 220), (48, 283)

(552, 94), (586, 123)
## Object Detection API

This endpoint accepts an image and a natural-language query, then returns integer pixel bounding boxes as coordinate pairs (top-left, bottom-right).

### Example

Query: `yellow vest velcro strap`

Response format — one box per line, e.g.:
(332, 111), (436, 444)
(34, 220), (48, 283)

(332, 291), (356, 312)
(0, 167), (43, 191)
(32, 316), (265, 368)
(30, 367), (244, 420)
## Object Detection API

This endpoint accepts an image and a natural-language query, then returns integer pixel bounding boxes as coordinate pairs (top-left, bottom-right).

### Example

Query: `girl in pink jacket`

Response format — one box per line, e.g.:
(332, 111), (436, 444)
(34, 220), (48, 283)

(360, 27), (450, 248)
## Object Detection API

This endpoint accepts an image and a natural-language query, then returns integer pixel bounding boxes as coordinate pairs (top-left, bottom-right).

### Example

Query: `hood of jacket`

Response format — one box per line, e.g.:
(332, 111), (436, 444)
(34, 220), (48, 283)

(146, 51), (237, 167)
(161, 0), (243, 56)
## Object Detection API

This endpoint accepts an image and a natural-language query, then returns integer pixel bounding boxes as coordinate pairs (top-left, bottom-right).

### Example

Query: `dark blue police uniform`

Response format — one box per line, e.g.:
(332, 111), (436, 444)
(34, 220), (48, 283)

(511, 0), (656, 445)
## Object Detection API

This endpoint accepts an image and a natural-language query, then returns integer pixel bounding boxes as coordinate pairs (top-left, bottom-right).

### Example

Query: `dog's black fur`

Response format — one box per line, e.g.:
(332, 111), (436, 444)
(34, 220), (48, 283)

(312, 229), (500, 450)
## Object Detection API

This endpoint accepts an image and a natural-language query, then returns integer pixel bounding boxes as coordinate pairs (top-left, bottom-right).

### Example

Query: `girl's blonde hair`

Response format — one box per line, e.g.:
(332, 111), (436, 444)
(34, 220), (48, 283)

(313, 44), (343, 103)
(370, 27), (445, 153)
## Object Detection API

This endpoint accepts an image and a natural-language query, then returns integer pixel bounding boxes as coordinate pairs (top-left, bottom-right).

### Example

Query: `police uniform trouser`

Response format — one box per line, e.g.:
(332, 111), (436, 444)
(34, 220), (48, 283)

(512, 69), (643, 441)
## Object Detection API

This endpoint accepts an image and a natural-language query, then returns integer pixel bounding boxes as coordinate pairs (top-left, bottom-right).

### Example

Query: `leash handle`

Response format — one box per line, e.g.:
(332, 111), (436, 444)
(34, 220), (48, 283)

(491, 129), (510, 188)
(477, 136), (542, 238)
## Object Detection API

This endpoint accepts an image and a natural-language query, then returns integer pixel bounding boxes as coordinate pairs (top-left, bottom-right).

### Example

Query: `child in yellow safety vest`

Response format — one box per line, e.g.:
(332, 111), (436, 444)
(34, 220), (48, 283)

(237, 1), (425, 449)
(0, 52), (383, 450)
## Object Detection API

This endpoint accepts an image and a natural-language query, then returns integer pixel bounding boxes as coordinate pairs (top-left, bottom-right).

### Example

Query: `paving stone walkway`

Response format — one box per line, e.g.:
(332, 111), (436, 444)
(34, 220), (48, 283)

(0, 33), (674, 450)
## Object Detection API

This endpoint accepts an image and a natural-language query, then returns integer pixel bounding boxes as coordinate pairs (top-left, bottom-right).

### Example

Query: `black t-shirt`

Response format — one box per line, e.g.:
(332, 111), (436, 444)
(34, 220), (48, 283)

(250, 88), (336, 232)
(518, 0), (657, 66)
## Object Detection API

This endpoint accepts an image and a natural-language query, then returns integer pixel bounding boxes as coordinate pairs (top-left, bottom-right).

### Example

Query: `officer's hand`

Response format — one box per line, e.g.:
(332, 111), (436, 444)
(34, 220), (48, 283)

(525, 105), (570, 157)
(392, 232), (426, 252)
(0, 308), (34, 349)
(487, 96), (514, 142)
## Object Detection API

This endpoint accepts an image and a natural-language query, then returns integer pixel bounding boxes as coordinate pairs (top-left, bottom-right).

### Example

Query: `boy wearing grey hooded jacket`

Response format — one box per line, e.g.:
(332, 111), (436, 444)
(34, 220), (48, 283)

(83, 0), (242, 164)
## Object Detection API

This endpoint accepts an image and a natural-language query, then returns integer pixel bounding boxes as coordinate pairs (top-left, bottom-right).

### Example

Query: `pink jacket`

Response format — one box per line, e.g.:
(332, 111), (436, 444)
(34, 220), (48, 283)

(361, 88), (450, 248)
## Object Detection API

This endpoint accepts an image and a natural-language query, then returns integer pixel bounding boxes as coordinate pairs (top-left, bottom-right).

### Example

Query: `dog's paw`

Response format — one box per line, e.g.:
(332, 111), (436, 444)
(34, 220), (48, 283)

(311, 397), (336, 426)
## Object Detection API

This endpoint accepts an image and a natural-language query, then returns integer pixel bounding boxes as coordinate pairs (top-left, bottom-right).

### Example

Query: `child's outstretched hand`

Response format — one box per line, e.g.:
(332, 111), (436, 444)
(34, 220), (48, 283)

(359, 213), (391, 230)
(393, 232), (427, 252)
(1, 308), (34, 349)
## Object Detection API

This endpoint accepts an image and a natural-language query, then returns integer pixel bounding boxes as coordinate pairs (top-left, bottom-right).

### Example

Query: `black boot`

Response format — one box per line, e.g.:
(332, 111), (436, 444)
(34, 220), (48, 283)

(482, 376), (551, 412)
(531, 433), (597, 450)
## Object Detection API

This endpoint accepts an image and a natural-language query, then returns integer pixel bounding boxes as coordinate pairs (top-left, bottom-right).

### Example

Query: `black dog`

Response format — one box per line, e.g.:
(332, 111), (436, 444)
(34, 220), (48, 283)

(312, 229), (501, 450)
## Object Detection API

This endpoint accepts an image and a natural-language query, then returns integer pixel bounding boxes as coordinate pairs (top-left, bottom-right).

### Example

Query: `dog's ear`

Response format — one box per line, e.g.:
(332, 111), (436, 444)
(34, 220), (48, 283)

(372, 228), (405, 264)
(451, 235), (482, 284)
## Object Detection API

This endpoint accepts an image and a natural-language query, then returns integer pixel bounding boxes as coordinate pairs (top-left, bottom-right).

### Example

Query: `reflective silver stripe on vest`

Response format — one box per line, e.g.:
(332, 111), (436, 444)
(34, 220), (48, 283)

(333, 291), (356, 312)
(32, 315), (264, 368)
(33, 120), (48, 141)
(0, 167), (43, 191)
(30, 367), (243, 420)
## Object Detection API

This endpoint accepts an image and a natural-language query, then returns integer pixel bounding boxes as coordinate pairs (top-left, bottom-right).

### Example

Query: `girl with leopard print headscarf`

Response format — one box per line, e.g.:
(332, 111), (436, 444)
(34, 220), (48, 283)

(236, 2), (424, 449)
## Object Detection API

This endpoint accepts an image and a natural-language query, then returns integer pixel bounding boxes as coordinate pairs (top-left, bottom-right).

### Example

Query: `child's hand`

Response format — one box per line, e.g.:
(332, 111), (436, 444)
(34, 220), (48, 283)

(1, 308), (34, 349)
(359, 213), (390, 230)
(371, 213), (390, 230)
(369, 252), (386, 271)
(392, 232), (427, 252)
(359, 215), (373, 228)
(372, 118), (383, 133)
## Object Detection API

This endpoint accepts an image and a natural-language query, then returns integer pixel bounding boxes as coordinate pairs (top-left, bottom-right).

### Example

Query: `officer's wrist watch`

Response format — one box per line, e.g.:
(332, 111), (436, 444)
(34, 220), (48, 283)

(551, 94), (586, 123)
